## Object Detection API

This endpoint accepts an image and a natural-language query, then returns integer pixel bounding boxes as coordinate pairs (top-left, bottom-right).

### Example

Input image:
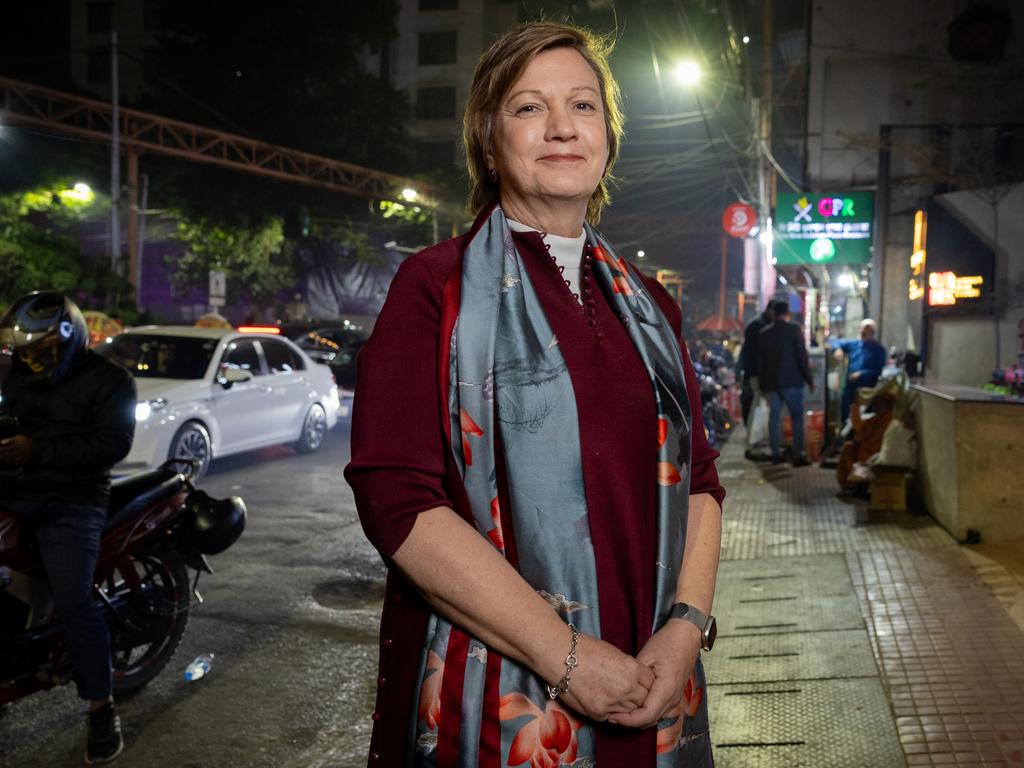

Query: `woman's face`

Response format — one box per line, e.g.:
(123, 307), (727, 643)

(488, 47), (609, 219)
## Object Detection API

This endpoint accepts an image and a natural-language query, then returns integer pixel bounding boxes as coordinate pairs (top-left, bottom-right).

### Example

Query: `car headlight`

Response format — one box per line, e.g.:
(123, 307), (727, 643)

(136, 398), (168, 422)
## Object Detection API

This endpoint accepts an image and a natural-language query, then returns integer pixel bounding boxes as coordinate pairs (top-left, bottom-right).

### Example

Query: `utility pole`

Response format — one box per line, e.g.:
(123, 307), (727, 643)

(110, 31), (121, 277)
(719, 232), (728, 321)
(759, 0), (775, 308)
(127, 147), (139, 300)
(137, 172), (149, 304)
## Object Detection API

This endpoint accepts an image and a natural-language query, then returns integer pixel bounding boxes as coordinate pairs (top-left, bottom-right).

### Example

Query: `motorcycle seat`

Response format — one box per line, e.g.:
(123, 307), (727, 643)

(106, 469), (183, 531)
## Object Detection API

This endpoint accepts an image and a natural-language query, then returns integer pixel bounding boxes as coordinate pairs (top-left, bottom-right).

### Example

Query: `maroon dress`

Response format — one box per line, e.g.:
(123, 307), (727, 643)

(345, 222), (725, 768)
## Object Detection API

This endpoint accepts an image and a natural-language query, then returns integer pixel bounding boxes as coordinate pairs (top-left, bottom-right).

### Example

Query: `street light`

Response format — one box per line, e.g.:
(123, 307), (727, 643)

(671, 59), (702, 87)
(58, 181), (95, 205)
(400, 187), (419, 202)
(636, 250), (646, 259)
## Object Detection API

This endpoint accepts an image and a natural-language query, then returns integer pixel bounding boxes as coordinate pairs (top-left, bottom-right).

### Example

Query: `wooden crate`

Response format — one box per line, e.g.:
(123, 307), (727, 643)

(870, 466), (911, 512)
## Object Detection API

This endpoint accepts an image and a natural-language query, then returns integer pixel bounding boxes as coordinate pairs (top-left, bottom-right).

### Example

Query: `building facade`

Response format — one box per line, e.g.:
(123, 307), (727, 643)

(69, 0), (158, 101)
(796, 0), (1024, 383)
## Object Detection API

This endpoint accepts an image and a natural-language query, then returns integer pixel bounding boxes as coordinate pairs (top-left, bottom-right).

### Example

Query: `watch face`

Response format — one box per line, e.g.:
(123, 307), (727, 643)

(704, 616), (718, 651)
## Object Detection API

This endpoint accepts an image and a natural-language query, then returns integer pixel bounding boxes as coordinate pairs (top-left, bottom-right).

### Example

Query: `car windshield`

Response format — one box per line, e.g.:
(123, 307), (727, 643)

(97, 335), (218, 380)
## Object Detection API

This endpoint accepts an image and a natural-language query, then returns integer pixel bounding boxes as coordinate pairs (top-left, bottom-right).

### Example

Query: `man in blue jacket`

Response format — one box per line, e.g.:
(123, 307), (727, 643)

(758, 299), (815, 466)
(831, 319), (887, 424)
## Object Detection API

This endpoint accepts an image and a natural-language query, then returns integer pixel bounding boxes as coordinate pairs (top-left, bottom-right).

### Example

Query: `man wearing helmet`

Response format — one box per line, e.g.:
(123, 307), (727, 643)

(0, 291), (136, 764)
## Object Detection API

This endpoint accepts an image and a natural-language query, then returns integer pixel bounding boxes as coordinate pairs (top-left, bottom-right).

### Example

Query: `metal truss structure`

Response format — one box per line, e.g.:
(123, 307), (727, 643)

(0, 76), (442, 209)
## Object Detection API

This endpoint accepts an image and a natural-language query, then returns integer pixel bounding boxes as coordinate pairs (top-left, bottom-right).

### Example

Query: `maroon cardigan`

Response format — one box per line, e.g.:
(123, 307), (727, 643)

(345, 216), (725, 767)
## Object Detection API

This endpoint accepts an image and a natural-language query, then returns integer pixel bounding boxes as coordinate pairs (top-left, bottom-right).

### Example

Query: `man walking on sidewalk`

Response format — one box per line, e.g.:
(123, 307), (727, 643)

(740, 303), (773, 460)
(758, 299), (815, 467)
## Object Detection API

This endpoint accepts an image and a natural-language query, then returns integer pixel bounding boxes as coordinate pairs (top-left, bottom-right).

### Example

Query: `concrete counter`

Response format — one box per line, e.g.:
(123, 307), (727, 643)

(913, 383), (1024, 543)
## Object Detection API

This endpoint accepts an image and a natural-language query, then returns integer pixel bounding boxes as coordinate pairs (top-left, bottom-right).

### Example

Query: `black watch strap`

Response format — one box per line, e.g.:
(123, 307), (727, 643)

(668, 602), (717, 651)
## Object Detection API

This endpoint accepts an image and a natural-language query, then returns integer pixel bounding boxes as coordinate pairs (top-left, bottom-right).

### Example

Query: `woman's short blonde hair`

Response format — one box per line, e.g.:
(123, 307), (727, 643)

(463, 21), (624, 224)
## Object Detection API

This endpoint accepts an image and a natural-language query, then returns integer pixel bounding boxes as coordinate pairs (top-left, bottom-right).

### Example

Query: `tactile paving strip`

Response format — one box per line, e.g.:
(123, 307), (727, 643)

(704, 629), (879, 684)
(708, 678), (905, 768)
(713, 554), (865, 636)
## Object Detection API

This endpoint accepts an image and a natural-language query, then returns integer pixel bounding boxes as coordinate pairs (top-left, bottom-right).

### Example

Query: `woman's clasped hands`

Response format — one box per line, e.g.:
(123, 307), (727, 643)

(554, 622), (702, 729)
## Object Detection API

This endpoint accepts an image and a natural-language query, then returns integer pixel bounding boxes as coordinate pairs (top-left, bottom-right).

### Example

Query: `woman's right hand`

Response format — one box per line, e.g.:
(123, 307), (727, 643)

(552, 633), (655, 722)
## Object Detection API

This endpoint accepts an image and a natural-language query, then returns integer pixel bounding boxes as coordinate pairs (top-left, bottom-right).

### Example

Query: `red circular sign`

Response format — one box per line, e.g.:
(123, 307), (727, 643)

(722, 202), (757, 238)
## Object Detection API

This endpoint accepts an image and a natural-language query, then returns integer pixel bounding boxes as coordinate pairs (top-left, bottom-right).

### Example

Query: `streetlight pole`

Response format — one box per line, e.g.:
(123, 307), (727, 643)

(110, 30), (121, 277)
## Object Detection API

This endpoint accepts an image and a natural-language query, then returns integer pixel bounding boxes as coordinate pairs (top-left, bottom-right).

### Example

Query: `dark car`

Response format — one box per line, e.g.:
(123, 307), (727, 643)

(269, 321), (370, 416)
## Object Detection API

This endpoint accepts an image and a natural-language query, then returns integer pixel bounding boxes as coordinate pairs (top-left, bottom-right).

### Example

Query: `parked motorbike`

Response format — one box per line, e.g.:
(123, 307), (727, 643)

(0, 414), (246, 705)
(693, 357), (735, 448)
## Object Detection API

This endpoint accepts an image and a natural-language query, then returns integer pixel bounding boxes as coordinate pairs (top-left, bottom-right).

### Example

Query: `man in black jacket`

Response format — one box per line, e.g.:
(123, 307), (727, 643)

(739, 303), (773, 458)
(758, 299), (815, 466)
(0, 292), (136, 764)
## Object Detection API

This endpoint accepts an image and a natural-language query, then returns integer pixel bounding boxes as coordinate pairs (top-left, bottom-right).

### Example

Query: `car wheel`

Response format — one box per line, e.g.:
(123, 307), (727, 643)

(295, 403), (327, 454)
(169, 421), (212, 481)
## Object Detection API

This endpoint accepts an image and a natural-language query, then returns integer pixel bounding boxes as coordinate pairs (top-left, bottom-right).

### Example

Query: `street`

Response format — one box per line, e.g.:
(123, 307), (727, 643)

(1, 421), (382, 768)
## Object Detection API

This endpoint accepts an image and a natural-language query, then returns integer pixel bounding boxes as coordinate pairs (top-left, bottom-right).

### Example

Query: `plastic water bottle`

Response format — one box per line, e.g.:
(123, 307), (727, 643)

(184, 653), (214, 681)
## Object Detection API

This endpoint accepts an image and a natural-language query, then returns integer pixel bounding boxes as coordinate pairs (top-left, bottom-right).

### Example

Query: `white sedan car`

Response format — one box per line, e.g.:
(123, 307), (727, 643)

(97, 326), (339, 480)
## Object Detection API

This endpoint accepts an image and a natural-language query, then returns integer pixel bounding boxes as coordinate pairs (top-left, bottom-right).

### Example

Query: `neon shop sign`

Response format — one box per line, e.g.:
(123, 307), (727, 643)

(927, 271), (984, 306)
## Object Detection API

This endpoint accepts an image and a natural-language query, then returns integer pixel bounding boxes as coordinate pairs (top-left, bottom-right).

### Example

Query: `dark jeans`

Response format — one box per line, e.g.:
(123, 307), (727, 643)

(740, 378), (754, 425)
(767, 386), (806, 460)
(17, 502), (112, 701)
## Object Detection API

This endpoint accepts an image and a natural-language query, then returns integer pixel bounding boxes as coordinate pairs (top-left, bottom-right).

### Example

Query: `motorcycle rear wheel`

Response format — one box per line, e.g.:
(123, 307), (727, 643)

(106, 551), (191, 699)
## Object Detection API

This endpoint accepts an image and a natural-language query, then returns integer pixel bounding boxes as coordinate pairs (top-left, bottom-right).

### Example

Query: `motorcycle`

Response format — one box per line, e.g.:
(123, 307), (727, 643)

(0, 414), (246, 705)
(693, 358), (735, 448)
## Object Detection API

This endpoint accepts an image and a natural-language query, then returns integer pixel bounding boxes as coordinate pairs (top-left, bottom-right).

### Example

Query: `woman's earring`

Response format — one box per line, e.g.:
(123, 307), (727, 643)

(487, 168), (498, 183)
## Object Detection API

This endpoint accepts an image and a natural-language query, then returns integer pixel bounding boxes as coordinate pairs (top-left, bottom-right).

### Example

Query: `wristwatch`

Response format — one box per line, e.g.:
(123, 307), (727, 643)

(668, 602), (717, 651)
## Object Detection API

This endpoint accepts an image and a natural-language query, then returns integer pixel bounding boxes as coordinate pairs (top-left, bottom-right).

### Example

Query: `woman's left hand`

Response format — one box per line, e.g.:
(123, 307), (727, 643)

(607, 620), (701, 729)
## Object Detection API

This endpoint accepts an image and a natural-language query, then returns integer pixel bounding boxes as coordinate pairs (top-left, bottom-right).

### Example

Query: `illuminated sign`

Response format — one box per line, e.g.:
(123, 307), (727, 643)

(927, 271), (984, 306)
(919, 200), (994, 316)
(909, 209), (926, 301)
(773, 191), (873, 265)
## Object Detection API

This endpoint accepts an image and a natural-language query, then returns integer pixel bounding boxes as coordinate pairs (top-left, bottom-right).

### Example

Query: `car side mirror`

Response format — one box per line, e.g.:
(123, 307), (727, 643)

(218, 367), (253, 389)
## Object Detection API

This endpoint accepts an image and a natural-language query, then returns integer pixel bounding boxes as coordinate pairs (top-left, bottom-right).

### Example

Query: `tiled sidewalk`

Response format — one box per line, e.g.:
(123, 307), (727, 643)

(709, 430), (1024, 767)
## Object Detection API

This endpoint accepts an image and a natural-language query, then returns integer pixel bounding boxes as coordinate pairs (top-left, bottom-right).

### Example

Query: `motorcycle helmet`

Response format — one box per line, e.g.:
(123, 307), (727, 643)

(184, 489), (247, 555)
(0, 292), (89, 385)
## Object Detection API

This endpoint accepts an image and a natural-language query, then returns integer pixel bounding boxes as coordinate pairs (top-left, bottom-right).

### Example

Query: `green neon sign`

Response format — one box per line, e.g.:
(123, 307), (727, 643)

(773, 191), (873, 265)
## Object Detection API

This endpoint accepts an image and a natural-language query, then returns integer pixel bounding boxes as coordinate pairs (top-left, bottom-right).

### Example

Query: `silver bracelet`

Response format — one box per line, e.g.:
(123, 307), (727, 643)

(546, 623), (580, 700)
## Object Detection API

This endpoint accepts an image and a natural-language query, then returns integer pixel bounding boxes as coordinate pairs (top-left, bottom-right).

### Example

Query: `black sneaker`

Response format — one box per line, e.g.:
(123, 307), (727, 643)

(86, 702), (123, 764)
(792, 457), (811, 468)
(771, 455), (785, 465)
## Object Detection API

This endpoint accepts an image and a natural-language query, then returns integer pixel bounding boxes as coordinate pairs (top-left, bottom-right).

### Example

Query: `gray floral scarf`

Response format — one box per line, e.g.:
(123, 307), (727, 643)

(409, 207), (710, 766)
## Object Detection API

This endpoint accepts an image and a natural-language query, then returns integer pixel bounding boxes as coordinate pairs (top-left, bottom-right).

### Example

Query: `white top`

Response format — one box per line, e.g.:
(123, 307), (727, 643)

(506, 218), (586, 302)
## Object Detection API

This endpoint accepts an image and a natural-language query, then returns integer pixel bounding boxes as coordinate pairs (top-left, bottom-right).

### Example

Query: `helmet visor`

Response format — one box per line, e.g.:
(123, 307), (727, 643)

(2, 293), (66, 348)
(16, 334), (60, 373)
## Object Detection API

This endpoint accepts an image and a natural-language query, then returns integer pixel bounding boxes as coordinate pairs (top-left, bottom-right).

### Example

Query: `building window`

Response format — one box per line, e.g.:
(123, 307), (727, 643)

(86, 2), (113, 35)
(418, 31), (457, 66)
(419, 0), (457, 9)
(87, 50), (111, 83)
(417, 140), (455, 170)
(416, 86), (457, 120)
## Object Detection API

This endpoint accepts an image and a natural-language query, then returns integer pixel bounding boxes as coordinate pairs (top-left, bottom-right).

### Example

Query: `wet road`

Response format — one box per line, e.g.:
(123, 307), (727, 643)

(1, 420), (383, 767)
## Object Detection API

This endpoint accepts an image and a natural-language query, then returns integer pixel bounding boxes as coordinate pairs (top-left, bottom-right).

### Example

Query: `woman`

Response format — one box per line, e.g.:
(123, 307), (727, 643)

(346, 21), (725, 768)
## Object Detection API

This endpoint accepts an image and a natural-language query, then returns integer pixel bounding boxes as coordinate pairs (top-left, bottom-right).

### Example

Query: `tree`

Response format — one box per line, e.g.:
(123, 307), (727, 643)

(0, 181), (132, 311)
(171, 216), (292, 311)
